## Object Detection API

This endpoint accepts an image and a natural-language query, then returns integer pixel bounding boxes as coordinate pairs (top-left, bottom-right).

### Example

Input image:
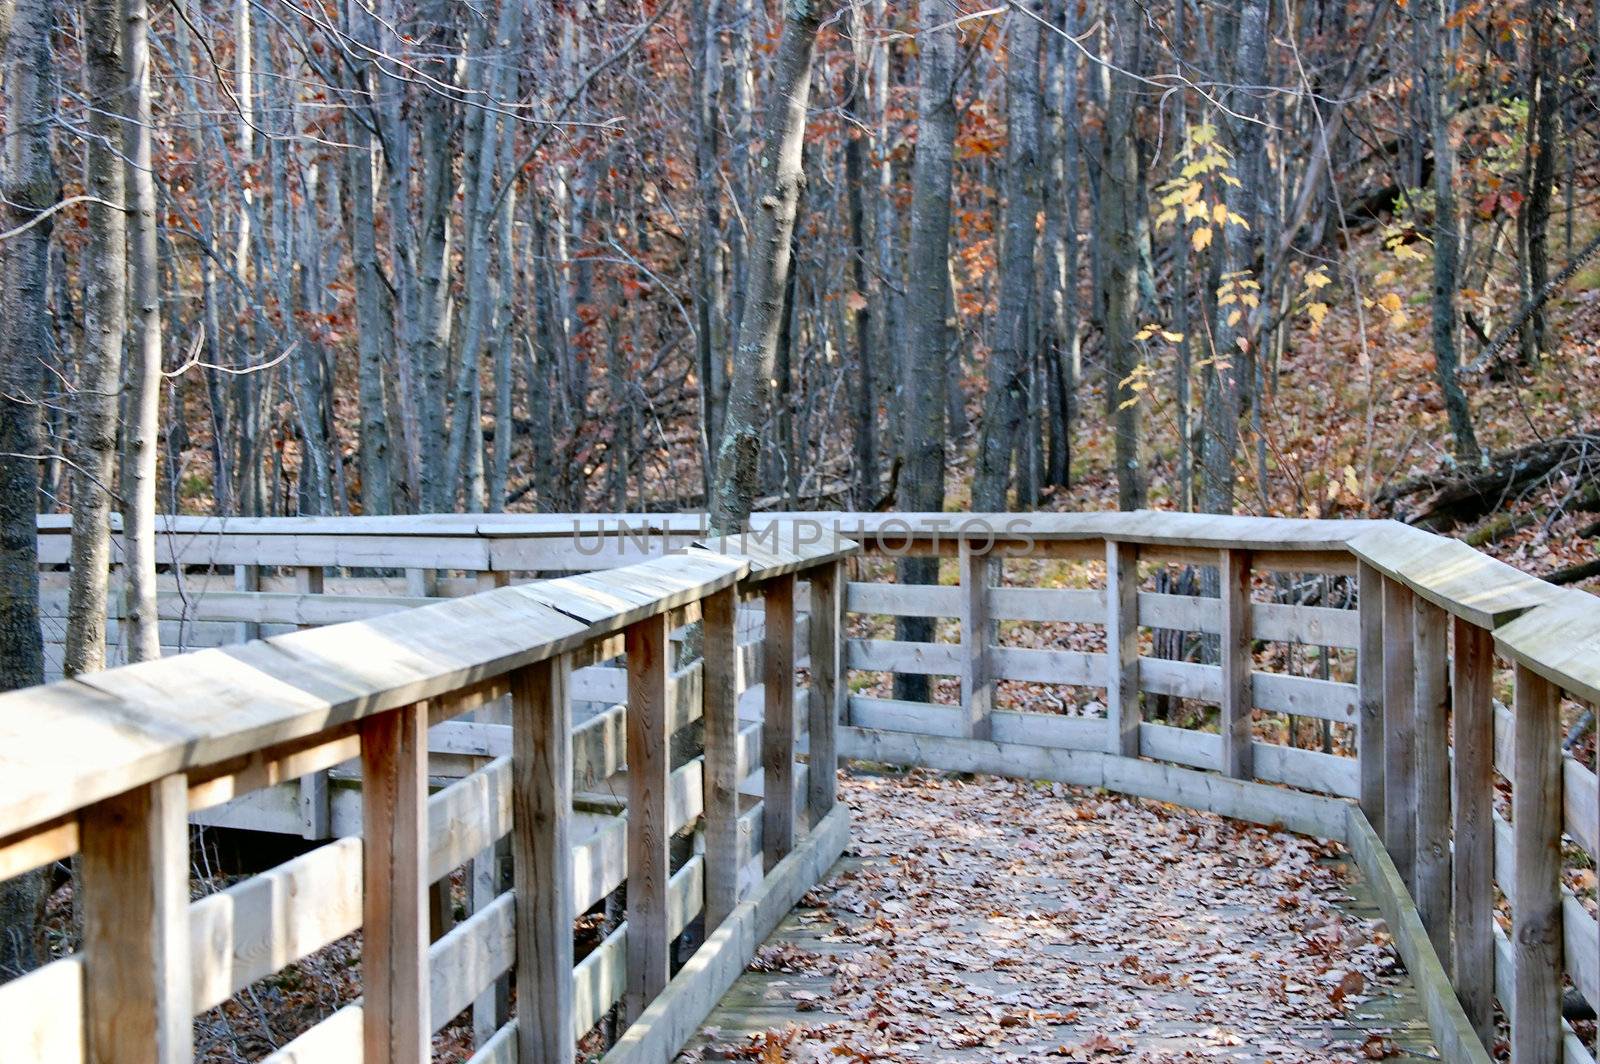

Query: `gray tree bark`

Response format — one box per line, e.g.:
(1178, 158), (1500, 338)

(1098, 0), (1145, 510)
(0, 0), (55, 977)
(974, 4), (1043, 510)
(1420, 0), (1479, 462)
(120, 0), (161, 661)
(709, 0), (826, 532)
(66, 0), (129, 676)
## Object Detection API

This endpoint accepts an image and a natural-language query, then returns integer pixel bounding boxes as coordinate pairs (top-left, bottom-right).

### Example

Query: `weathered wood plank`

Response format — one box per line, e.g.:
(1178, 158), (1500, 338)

(625, 614), (671, 1022)
(845, 638), (961, 675)
(807, 561), (842, 820)
(0, 955), (85, 1063)
(847, 696), (965, 737)
(1512, 662), (1564, 1064)
(845, 581), (961, 618)
(1220, 549), (1253, 779)
(80, 775), (191, 1064)
(1382, 577), (1417, 889)
(1412, 595), (1451, 960)
(1492, 590), (1600, 707)
(1105, 541), (1141, 757)
(1343, 808), (1494, 1064)
(763, 574), (797, 870)
(1357, 562), (1385, 831)
(989, 585), (1105, 623)
(512, 657), (575, 1064)
(988, 646), (1106, 686)
(1451, 617), (1495, 1050)
(360, 703), (429, 1064)
(959, 541), (995, 739)
(703, 584), (741, 929)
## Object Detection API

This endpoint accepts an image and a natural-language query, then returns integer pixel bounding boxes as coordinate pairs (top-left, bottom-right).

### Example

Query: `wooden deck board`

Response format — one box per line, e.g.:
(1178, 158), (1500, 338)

(677, 772), (1439, 1063)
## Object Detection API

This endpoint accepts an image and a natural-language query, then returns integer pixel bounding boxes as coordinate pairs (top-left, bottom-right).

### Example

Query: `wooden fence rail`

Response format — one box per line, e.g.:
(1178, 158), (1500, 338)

(7, 509), (1600, 1063)
(0, 524), (855, 1064)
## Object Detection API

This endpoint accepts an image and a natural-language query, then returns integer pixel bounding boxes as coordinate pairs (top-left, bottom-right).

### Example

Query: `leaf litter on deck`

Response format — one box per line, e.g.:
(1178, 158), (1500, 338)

(682, 770), (1424, 1063)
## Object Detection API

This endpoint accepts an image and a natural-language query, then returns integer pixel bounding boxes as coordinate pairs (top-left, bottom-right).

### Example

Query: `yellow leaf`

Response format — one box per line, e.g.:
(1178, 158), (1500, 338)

(1220, 173), (1242, 187)
(1155, 207), (1177, 227)
(1161, 330), (1184, 343)
(1305, 268), (1331, 290)
(1191, 226), (1212, 252)
(1307, 301), (1329, 327)
(1191, 123), (1218, 146)
(1183, 200), (1208, 223)
(1212, 202), (1228, 225)
(1344, 465), (1361, 498)
(1226, 309), (1242, 327)
(1378, 292), (1403, 313)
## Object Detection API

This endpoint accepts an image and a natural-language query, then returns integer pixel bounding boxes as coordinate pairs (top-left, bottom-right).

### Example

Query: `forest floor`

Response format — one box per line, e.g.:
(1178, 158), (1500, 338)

(678, 769), (1438, 1064)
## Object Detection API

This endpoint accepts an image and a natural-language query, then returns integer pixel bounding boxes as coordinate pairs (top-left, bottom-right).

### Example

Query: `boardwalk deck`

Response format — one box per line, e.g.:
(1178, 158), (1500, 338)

(678, 771), (1437, 1063)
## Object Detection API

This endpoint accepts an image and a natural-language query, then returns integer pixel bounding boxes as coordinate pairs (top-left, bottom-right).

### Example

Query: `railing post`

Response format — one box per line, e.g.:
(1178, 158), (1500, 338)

(294, 565), (331, 838)
(959, 539), (994, 740)
(702, 585), (741, 929)
(512, 655), (575, 1064)
(762, 573), (797, 870)
(1412, 595), (1450, 957)
(1511, 661), (1562, 1064)
(80, 775), (192, 1064)
(1381, 577), (1417, 888)
(359, 702), (429, 1064)
(625, 613), (670, 1021)
(234, 561), (261, 642)
(1219, 548), (1254, 779)
(1105, 539), (1141, 757)
(1357, 562), (1386, 832)
(807, 560), (842, 820)
(1451, 616), (1494, 1049)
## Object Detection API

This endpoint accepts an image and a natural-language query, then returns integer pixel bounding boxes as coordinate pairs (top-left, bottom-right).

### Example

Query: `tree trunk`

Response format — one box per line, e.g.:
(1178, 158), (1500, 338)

(974, 3), (1043, 510)
(1421, 0), (1478, 462)
(1099, 0), (1145, 510)
(842, 7), (878, 508)
(0, 0), (55, 978)
(709, 0), (825, 532)
(66, 0), (128, 677)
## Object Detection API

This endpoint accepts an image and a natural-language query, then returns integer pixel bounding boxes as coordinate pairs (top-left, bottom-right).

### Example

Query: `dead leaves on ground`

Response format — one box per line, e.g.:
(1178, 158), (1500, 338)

(689, 772), (1421, 1064)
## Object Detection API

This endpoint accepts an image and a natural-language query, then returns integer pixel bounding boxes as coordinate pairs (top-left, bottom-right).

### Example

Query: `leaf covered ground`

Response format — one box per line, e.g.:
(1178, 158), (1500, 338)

(683, 770), (1433, 1063)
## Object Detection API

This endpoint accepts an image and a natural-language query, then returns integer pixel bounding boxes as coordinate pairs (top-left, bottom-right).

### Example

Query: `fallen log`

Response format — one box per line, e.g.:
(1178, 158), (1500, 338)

(1380, 433), (1599, 529)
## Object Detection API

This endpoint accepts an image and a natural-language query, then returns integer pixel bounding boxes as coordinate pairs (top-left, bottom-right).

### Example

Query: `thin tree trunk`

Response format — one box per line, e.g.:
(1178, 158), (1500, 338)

(709, 0), (825, 532)
(1099, 0), (1145, 510)
(842, 9), (878, 507)
(120, 0), (161, 661)
(1421, 0), (1479, 461)
(975, 4), (1043, 510)
(66, 0), (129, 676)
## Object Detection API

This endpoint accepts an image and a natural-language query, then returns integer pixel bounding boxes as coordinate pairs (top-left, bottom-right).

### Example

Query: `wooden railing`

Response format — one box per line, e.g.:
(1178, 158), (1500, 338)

(0, 525), (855, 1064)
(8, 509), (1599, 1063)
(743, 510), (1597, 1064)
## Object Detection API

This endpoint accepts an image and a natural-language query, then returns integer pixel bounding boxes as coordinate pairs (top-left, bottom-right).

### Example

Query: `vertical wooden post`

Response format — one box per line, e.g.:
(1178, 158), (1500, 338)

(1381, 577), (1417, 888)
(1451, 617), (1495, 1049)
(1219, 548), (1254, 779)
(702, 585), (741, 929)
(512, 656), (575, 1064)
(80, 775), (192, 1064)
(807, 560), (842, 821)
(958, 539), (994, 739)
(762, 573), (797, 870)
(359, 702), (429, 1064)
(625, 615), (670, 1021)
(1105, 539), (1141, 757)
(471, 836), (510, 1045)
(234, 562), (261, 642)
(1357, 562), (1386, 833)
(294, 565), (331, 838)
(1412, 595), (1451, 958)
(406, 568), (437, 598)
(1511, 662), (1563, 1064)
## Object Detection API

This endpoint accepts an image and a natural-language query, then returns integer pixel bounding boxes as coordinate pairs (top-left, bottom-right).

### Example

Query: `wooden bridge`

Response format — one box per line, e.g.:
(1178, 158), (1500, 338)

(2, 511), (1598, 1063)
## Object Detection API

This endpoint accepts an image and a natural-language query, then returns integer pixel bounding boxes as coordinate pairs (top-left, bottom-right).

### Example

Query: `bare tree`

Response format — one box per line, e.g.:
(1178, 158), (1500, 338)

(0, 0), (56, 977)
(121, 0), (162, 661)
(975, 4), (1043, 510)
(1099, 0), (1145, 510)
(65, 0), (129, 676)
(710, 0), (827, 531)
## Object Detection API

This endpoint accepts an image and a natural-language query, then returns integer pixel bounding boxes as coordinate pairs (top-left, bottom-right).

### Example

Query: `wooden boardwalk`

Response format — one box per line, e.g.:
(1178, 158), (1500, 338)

(679, 771), (1437, 1063)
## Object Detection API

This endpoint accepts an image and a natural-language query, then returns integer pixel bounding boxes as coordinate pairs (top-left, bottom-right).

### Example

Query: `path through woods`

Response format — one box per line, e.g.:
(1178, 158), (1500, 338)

(680, 772), (1437, 1063)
